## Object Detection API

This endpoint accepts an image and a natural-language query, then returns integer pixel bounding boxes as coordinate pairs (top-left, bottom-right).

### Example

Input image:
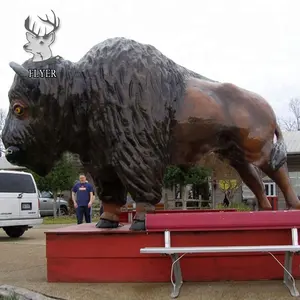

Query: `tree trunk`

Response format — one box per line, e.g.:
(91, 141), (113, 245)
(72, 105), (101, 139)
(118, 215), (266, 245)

(211, 173), (217, 209)
(163, 188), (168, 209)
(68, 191), (75, 215)
(58, 190), (61, 217)
(182, 185), (188, 210)
(53, 191), (57, 218)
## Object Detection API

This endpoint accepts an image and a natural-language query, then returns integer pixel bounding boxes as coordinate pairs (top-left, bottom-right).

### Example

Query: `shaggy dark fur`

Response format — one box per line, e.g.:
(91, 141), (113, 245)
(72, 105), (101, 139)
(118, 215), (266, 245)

(4, 37), (299, 230)
(2, 37), (210, 205)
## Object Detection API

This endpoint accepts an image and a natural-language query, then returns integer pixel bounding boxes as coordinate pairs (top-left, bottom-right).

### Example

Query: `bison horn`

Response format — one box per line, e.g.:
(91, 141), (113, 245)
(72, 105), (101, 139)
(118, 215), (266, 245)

(9, 62), (37, 88)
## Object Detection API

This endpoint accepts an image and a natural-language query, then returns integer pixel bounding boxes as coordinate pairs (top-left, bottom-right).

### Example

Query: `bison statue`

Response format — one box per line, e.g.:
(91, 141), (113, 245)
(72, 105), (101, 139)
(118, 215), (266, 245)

(2, 37), (300, 230)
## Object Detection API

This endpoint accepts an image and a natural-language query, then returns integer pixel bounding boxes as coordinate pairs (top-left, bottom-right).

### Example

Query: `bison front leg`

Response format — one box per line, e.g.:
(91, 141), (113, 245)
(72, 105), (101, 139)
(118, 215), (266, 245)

(130, 201), (156, 231)
(128, 186), (162, 231)
(95, 180), (127, 229)
(113, 145), (166, 230)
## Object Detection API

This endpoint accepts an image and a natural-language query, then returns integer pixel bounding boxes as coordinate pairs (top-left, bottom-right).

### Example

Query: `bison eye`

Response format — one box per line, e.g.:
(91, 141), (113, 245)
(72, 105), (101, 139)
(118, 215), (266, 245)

(13, 104), (25, 116)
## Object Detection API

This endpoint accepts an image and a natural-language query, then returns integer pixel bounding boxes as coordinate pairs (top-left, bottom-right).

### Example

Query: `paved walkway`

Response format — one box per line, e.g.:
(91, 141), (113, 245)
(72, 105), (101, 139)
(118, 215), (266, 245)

(0, 225), (298, 300)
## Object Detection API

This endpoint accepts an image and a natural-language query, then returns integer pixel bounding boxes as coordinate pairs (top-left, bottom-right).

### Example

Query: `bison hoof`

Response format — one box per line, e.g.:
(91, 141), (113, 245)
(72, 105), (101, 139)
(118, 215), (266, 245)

(130, 220), (146, 231)
(95, 219), (119, 229)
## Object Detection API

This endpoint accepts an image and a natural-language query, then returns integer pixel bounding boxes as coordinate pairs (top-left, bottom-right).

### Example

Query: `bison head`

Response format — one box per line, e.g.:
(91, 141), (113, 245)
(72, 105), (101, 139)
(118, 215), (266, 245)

(1, 59), (69, 176)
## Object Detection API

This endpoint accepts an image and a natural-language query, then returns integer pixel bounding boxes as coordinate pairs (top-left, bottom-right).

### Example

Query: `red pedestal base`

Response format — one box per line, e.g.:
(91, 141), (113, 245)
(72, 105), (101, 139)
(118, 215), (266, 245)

(118, 208), (236, 223)
(46, 210), (300, 283)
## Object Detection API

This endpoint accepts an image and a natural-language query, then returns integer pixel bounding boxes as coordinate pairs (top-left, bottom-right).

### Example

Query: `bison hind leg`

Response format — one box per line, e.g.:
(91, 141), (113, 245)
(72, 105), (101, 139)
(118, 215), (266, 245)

(259, 162), (300, 209)
(228, 158), (272, 210)
(269, 138), (287, 171)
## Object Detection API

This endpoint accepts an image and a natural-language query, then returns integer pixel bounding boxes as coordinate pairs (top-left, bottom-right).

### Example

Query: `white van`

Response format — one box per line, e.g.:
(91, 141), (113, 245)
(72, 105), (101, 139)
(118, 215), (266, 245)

(0, 170), (43, 238)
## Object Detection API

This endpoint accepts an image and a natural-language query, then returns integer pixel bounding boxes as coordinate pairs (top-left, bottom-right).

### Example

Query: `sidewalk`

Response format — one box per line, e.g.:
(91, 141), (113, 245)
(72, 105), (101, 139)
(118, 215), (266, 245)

(0, 226), (297, 300)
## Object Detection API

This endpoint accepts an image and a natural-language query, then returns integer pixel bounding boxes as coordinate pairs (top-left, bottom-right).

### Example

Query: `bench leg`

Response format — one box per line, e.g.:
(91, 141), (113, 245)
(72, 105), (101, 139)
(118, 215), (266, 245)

(283, 251), (299, 297)
(170, 253), (183, 298)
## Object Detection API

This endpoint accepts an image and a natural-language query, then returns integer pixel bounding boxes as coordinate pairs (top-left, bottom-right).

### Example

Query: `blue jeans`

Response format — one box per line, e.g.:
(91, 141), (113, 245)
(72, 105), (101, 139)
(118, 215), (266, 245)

(76, 206), (91, 224)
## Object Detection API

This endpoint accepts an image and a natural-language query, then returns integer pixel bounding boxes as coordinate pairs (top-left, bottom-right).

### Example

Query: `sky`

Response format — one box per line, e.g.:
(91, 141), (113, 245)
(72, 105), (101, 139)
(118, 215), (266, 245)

(0, 0), (299, 120)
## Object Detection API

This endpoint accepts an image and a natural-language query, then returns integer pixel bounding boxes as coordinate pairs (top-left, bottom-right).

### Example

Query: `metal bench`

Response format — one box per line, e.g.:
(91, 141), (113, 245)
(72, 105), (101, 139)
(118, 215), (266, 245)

(141, 228), (300, 298)
(140, 211), (300, 298)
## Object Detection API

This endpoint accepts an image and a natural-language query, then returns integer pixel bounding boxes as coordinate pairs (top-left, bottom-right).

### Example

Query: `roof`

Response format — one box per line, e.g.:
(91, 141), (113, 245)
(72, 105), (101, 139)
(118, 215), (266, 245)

(282, 131), (300, 155)
(0, 156), (25, 170)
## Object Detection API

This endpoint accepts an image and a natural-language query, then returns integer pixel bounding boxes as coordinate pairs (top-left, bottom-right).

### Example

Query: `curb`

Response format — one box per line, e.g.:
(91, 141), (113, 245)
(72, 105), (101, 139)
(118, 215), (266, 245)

(0, 285), (65, 300)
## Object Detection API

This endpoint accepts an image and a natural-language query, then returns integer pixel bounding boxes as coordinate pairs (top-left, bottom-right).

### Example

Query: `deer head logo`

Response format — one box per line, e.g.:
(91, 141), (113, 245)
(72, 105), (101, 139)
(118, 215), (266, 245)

(23, 10), (60, 62)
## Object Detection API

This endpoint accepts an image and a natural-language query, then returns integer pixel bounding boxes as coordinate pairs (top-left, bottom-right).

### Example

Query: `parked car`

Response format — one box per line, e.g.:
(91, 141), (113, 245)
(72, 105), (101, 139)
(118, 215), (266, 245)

(0, 170), (43, 238)
(39, 191), (69, 217)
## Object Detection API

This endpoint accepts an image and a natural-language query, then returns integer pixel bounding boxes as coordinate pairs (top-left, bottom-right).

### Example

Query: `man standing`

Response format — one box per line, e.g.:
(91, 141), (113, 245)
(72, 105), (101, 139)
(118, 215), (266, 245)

(72, 174), (94, 224)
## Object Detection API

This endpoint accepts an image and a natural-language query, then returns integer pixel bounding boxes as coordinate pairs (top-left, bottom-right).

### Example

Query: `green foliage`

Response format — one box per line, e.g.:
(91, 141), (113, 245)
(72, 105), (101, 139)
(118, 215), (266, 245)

(184, 166), (211, 185)
(163, 165), (211, 188)
(163, 165), (184, 188)
(29, 154), (79, 194)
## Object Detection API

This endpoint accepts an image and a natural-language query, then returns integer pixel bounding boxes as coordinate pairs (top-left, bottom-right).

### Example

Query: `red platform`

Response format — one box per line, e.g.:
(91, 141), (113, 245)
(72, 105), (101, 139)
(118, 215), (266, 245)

(118, 208), (236, 223)
(46, 210), (300, 283)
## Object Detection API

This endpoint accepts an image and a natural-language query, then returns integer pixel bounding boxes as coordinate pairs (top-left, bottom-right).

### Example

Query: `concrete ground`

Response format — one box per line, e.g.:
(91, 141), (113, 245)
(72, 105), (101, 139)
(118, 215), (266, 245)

(0, 225), (299, 300)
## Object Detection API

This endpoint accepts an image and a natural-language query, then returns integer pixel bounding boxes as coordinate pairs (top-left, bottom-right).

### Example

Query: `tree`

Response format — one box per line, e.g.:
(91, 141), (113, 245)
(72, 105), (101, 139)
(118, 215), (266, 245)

(30, 154), (79, 217)
(289, 98), (300, 130)
(279, 98), (300, 131)
(163, 164), (212, 208)
(163, 165), (211, 188)
(0, 108), (7, 150)
(218, 173), (243, 202)
(198, 152), (243, 205)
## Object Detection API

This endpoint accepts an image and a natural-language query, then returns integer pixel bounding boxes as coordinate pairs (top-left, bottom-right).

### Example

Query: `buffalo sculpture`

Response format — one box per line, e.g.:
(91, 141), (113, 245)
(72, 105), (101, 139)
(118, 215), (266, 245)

(2, 37), (300, 230)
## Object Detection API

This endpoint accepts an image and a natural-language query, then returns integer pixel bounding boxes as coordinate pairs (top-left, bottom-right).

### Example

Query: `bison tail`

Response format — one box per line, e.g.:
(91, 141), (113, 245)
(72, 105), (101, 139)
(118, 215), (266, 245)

(269, 123), (287, 171)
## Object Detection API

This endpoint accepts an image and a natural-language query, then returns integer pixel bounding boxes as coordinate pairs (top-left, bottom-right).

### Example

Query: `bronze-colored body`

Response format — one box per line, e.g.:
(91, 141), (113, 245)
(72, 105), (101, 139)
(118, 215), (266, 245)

(173, 78), (300, 210)
(2, 37), (300, 231)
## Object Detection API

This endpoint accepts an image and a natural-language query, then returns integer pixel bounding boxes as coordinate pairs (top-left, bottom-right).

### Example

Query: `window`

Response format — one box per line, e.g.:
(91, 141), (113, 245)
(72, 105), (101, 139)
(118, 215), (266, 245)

(40, 191), (53, 198)
(0, 173), (36, 193)
(270, 184), (274, 196)
(263, 182), (276, 197)
(264, 184), (269, 196)
(174, 184), (182, 199)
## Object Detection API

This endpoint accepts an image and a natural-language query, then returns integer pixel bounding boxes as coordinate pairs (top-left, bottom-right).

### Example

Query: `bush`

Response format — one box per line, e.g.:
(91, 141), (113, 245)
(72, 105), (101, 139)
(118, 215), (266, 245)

(216, 202), (251, 211)
(163, 165), (211, 188)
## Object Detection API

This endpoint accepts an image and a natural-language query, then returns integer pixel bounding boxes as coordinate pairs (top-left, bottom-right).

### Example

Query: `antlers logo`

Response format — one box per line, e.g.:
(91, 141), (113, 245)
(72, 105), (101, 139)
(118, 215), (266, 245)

(23, 10), (60, 62)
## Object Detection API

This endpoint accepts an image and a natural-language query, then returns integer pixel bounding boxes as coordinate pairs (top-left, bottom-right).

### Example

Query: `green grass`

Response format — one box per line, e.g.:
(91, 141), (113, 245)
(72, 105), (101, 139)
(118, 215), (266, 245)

(0, 293), (19, 300)
(43, 216), (99, 224)
(216, 202), (251, 211)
